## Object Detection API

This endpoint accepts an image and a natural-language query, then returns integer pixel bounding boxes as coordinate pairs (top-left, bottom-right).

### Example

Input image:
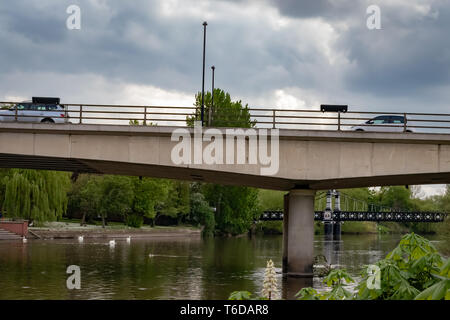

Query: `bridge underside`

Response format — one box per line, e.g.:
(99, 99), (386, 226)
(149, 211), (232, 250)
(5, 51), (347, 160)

(1, 152), (450, 190)
(1, 124), (450, 190)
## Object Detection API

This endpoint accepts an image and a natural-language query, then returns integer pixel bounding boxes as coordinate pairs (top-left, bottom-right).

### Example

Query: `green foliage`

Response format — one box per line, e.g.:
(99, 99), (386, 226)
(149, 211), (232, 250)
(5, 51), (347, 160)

(324, 269), (354, 287)
(340, 221), (378, 234)
(0, 169), (9, 211)
(255, 221), (283, 234)
(252, 190), (285, 235)
(98, 175), (134, 226)
(357, 233), (446, 300)
(125, 213), (144, 228)
(67, 175), (172, 227)
(294, 233), (448, 300)
(228, 291), (253, 300)
(159, 181), (190, 221)
(228, 290), (266, 300)
(186, 88), (259, 235)
(334, 186), (450, 235)
(415, 258), (450, 300)
(203, 184), (259, 235)
(323, 269), (354, 300)
(296, 269), (354, 300)
(258, 189), (285, 211)
(78, 175), (102, 223)
(132, 177), (169, 220)
(129, 119), (155, 126)
(1, 169), (70, 224)
(376, 186), (411, 210)
(187, 88), (255, 128)
(189, 191), (215, 236)
(295, 287), (321, 300)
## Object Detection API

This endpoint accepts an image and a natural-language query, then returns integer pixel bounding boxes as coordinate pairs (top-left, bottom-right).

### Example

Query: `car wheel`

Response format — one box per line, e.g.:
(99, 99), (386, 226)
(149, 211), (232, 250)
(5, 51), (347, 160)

(355, 129), (364, 132)
(41, 118), (55, 124)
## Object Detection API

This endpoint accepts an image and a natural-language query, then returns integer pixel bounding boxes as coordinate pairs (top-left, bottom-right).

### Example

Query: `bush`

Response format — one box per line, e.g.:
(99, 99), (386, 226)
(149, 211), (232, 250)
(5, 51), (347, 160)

(295, 233), (449, 300)
(125, 214), (144, 228)
(341, 221), (377, 234)
(255, 221), (283, 234)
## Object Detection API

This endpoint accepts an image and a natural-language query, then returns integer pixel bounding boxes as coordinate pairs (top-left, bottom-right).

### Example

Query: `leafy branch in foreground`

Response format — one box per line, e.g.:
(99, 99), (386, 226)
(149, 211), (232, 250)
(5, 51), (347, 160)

(296, 269), (354, 300)
(357, 232), (447, 300)
(299, 233), (449, 300)
(228, 233), (449, 300)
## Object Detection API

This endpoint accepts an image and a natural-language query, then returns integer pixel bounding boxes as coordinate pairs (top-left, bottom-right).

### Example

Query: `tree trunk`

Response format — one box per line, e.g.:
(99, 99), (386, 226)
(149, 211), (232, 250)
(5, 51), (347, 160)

(80, 212), (86, 226)
(102, 215), (106, 228)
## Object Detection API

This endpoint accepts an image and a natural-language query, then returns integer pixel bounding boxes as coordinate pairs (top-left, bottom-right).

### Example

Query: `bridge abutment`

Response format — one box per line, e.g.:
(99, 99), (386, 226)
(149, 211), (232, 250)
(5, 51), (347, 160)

(282, 189), (316, 277)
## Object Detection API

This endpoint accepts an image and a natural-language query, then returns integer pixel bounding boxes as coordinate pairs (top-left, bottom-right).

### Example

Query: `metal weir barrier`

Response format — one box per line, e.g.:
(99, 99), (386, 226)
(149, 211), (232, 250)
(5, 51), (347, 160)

(2, 102), (450, 133)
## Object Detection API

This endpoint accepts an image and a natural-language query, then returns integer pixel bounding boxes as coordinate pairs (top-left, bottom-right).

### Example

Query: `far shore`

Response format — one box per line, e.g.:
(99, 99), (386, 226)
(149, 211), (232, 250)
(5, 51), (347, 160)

(29, 222), (201, 239)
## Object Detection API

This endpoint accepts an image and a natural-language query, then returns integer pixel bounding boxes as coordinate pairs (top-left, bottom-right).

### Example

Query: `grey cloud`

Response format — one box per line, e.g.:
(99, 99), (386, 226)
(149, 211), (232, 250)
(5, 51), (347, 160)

(269, 0), (365, 19)
(0, 0), (450, 115)
(340, 2), (450, 97)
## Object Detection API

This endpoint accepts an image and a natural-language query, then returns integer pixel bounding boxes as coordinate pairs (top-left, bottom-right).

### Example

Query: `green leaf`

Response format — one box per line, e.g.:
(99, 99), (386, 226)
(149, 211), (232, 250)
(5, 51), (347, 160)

(228, 291), (252, 300)
(415, 280), (450, 300)
(295, 287), (320, 300)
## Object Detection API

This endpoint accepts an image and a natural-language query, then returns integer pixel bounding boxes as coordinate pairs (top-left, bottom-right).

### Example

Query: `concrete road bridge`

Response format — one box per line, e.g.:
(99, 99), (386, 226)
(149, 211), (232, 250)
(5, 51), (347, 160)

(1, 101), (450, 278)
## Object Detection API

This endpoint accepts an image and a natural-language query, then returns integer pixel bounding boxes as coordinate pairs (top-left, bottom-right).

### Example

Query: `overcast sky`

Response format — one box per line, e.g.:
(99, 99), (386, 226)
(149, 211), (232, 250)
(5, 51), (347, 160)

(0, 0), (448, 196)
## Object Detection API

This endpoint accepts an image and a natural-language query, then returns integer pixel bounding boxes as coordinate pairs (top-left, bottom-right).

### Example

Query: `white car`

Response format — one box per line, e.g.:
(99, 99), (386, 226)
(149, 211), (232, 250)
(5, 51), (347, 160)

(0, 102), (68, 124)
(351, 115), (413, 133)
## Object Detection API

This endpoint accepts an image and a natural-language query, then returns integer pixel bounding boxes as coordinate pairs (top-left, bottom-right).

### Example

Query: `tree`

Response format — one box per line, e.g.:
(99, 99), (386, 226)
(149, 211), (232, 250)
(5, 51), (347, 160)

(189, 191), (215, 236)
(203, 183), (259, 235)
(67, 174), (171, 228)
(1, 169), (71, 225)
(187, 88), (259, 235)
(0, 169), (10, 212)
(97, 175), (134, 228)
(158, 181), (190, 224)
(187, 88), (255, 128)
(376, 186), (412, 211)
(67, 174), (100, 225)
(131, 177), (169, 227)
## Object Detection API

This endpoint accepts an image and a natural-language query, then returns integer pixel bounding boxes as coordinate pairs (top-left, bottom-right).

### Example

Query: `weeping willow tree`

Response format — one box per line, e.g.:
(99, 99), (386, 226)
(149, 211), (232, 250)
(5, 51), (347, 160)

(1, 169), (71, 224)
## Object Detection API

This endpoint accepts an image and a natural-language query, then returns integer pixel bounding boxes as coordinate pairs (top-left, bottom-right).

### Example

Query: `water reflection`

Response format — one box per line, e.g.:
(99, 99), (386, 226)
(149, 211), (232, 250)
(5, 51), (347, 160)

(0, 233), (448, 300)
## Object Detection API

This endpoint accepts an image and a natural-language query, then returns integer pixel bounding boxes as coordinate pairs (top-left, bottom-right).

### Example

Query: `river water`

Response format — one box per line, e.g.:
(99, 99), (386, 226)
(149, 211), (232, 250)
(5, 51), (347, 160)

(0, 233), (448, 300)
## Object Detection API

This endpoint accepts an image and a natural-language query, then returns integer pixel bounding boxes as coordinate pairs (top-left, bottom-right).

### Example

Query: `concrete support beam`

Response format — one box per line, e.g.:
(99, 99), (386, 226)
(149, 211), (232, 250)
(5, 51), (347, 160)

(283, 189), (316, 277)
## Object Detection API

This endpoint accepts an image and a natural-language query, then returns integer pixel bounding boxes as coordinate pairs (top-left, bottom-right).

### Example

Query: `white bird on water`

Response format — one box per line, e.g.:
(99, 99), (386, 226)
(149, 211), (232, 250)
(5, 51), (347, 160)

(78, 236), (84, 243)
(22, 237), (27, 243)
(109, 240), (116, 248)
(126, 236), (131, 244)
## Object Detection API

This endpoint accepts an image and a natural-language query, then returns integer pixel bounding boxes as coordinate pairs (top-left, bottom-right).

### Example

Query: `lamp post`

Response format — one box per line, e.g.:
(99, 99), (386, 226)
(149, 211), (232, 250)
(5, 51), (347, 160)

(208, 65), (215, 126)
(201, 21), (208, 126)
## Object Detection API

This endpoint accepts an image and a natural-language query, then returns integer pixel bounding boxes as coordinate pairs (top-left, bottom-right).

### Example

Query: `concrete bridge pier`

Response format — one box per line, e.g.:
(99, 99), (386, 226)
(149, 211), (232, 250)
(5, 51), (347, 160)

(282, 189), (316, 277)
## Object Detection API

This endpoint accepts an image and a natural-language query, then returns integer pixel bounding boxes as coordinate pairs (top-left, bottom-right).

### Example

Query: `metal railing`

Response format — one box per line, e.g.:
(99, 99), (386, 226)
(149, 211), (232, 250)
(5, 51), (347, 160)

(2, 101), (450, 133)
(260, 210), (447, 222)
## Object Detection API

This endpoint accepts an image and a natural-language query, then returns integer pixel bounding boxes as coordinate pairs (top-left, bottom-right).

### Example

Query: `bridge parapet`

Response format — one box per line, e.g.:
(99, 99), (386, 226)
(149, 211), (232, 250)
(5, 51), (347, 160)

(2, 101), (450, 133)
